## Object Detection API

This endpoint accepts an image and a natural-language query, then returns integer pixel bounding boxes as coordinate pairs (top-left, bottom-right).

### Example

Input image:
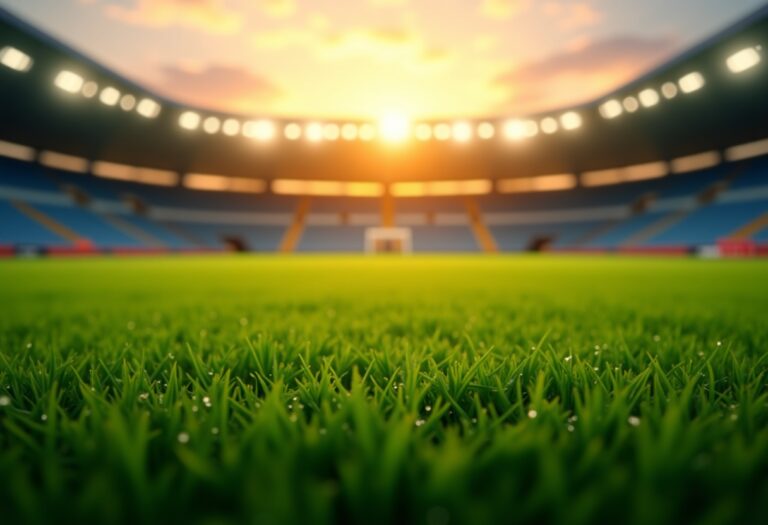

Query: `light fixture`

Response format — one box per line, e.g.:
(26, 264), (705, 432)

(661, 82), (678, 99)
(203, 116), (221, 134)
(452, 121), (473, 142)
(540, 117), (558, 134)
(638, 88), (660, 108)
(244, 119), (275, 141)
(284, 123), (302, 140)
(0, 46), (32, 72)
(305, 122), (324, 142)
(54, 70), (84, 94)
(119, 94), (136, 111)
(136, 98), (161, 118)
(179, 111), (201, 130)
(727, 47), (761, 74)
(623, 96), (640, 112)
(599, 99), (623, 119)
(341, 123), (359, 141)
(679, 71), (705, 93)
(560, 111), (582, 130)
(100, 86), (121, 106)
(81, 81), (99, 98)
(477, 122), (495, 140)
(222, 118), (241, 136)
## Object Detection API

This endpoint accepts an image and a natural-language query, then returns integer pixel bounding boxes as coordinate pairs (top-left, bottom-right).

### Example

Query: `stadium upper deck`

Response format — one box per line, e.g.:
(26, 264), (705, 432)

(0, 5), (768, 255)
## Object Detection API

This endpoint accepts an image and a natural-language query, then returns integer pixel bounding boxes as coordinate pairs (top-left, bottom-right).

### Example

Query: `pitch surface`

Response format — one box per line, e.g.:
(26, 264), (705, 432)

(0, 256), (767, 524)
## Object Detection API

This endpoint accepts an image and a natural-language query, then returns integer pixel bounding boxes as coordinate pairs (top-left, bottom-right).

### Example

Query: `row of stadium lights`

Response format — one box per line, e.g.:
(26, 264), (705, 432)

(0, 44), (763, 143)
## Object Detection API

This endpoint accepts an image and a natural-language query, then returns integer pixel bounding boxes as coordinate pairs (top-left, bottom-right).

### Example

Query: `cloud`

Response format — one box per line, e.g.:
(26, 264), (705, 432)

(318, 27), (453, 69)
(259, 0), (296, 18)
(543, 1), (603, 29)
(368, 0), (409, 6)
(152, 63), (282, 112)
(104, 0), (242, 34)
(493, 35), (679, 112)
(480, 0), (530, 20)
(253, 24), (453, 71)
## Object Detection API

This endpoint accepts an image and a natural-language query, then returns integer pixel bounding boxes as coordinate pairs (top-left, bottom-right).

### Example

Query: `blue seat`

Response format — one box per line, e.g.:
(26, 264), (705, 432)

(0, 200), (67, 246)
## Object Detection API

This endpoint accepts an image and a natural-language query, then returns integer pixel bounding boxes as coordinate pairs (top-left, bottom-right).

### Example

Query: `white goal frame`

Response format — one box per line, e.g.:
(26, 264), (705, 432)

(364, 227), (413, 254)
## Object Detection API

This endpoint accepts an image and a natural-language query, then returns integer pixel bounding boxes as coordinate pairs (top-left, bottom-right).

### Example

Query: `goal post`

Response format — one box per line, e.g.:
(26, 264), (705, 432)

(364, 227), (413, 254)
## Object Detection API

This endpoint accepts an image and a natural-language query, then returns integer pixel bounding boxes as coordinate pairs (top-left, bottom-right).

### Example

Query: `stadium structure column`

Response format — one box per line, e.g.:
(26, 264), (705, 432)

(381, 184), (395, 227)
(464, 197), (498, 253)
(279, 197), (311, 253)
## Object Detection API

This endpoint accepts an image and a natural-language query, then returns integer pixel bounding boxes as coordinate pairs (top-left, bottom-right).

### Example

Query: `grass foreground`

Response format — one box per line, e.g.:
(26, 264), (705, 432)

(0, 255), (767, 525)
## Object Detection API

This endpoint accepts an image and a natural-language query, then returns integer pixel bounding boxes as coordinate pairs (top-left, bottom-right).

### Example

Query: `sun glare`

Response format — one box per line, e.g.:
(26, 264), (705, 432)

(378, 113), (410, 143)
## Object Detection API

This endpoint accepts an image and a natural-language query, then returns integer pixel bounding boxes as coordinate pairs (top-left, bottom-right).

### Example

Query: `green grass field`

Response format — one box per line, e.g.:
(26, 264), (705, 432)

(1, 255), (767, 525)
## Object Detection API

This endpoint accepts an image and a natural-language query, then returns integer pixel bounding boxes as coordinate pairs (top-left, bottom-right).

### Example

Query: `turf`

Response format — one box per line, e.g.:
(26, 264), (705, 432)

(0, 255), (767, 525)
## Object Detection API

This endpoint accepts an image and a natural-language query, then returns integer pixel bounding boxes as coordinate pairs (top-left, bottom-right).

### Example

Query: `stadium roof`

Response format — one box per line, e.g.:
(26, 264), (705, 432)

(1, 5), (768, 183)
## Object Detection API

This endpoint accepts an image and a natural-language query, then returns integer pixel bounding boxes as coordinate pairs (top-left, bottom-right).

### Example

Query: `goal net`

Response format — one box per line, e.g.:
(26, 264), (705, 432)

(364, 227), (413, 254)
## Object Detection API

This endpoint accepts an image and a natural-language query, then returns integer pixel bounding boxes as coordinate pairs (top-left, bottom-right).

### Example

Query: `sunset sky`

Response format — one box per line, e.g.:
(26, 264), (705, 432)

(0, 0), (765, 119)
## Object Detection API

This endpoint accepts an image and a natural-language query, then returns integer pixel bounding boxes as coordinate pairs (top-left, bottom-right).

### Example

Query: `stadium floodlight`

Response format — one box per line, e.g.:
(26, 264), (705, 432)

(179, 111), (201, 130)
(540, 117), (558, 134)
(379, 113), (410, 143)
(358, 123), (376, 141)
(414, 123), (433, 141)
(99, 86), (121, 106)
(638, 88), (660, 108)
(503, 119), (537, 140)
(560, 111), (582, 131)
(433, 123), (452, 141)
(136, 98), (161, 119)
(203, 116), (221, 134)
(452, 121), (473, 142)
(323, 123), (341, 141)
(119, 94), (136, 111)
(477, 122), (495, 140)
(661, 82), (678, 99)
(622, 96), (640, 113)
(341, 123), (358, 141)
(54, 70), (84, 94)
(678, 71), (705, 93)
(305, 122), (324, 142)
(284, 123), (302, 140)
(599, 99), (623, 119)
(81, 81), (98, 98)
(0, 46), (32, 72)
(243, 119), (275, 141)
(222, 118), (240, 136)
(727, 47), (761, 74)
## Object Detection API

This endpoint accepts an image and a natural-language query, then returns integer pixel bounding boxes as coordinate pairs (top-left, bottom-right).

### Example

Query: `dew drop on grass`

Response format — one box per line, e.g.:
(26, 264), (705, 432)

(415, 419), (426, 427)
(425, 405), (432, 412)
(628, 416), (641, 427)
(567, 424), (575, 432)
(527, 410), (538, 419)
(41, 414), (47, 421)
(564, 356), (572, 362)
(211, 427), (219, 435)
(177, 432), (190, 444)
(0, 395), (10, 407)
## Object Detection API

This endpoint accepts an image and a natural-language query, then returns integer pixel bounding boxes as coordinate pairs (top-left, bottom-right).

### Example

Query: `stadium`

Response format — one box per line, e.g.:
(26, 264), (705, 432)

(0, 1), (767, 524)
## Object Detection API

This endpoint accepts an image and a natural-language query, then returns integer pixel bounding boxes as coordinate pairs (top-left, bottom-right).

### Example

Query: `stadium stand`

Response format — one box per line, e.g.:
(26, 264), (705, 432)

(1, 4), (768, 256)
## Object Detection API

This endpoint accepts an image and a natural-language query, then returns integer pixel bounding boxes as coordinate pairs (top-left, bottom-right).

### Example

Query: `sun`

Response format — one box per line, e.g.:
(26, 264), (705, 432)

(378, 112), (411, 143)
